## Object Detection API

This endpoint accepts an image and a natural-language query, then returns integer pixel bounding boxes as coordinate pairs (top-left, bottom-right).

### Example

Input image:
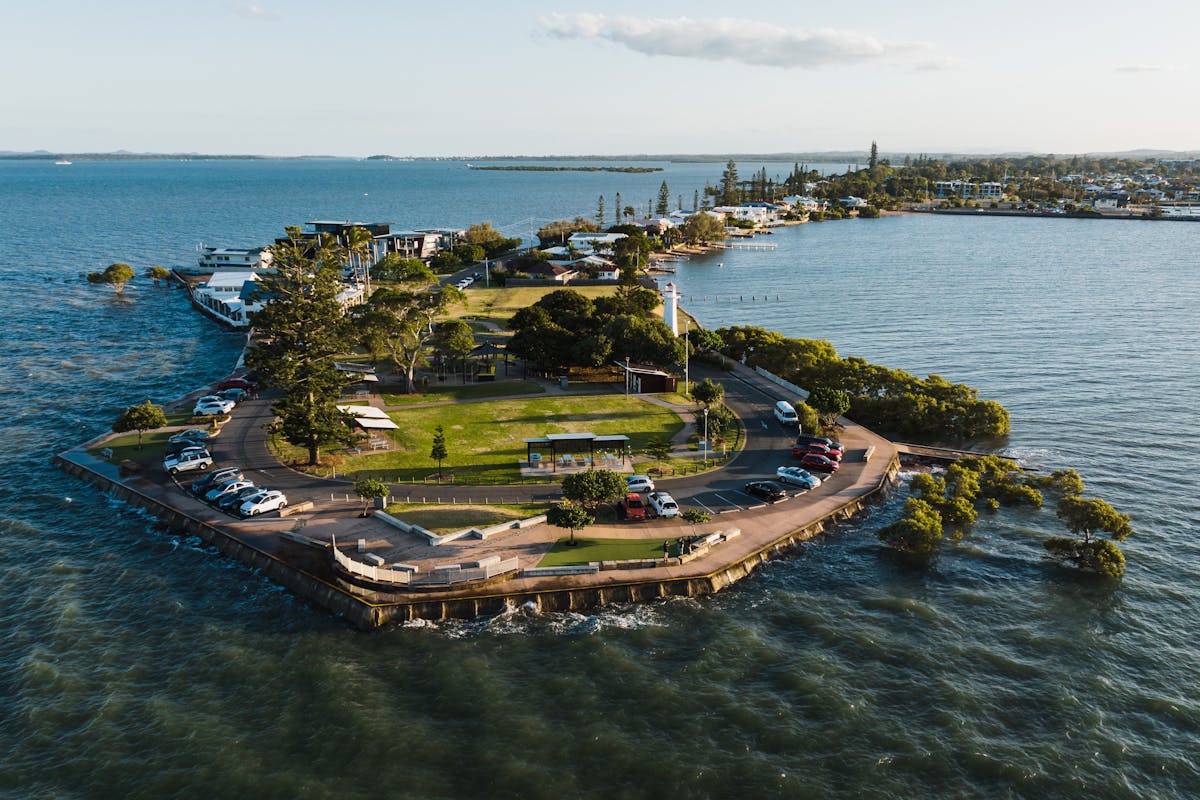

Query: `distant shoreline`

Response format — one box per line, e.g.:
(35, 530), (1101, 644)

(469, 165), (663, 173)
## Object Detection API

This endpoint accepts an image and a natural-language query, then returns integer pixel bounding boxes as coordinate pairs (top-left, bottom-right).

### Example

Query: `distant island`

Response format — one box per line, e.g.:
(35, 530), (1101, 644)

(469, 165), (663, 173)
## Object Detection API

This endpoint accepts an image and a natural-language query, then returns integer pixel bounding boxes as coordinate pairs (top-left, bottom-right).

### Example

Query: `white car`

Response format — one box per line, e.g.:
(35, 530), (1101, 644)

(626, 475), (655, 493)
(776, 466), (822, 490)
(240, 490), (288, 517)
(162, 448), (213, 475)
(205, 479), (254, 503)
(647, 491), (679, 518)
(193, 398), (235, 416)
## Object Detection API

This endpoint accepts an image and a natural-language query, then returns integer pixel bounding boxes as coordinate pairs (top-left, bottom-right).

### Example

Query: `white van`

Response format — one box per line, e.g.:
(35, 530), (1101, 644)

(774, 400), (799, 426)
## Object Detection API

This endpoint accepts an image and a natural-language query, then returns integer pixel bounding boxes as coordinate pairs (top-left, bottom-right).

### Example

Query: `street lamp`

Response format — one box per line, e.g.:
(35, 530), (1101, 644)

(702, 407), (709, 467)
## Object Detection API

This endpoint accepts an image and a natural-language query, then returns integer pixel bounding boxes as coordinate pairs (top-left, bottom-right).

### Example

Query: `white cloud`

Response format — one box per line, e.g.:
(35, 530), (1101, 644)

(539, 13), (952, 70)
(1114, 64), (1165, 73)
(228, 3), (276, 20)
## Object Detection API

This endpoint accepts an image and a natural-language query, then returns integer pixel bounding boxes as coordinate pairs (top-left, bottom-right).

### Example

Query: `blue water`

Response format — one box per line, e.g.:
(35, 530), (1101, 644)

(1, 160), (1197, 799)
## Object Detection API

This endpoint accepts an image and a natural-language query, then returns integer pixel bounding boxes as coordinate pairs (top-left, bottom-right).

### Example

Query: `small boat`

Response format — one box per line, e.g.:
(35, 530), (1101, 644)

(54, 159), (72, 166)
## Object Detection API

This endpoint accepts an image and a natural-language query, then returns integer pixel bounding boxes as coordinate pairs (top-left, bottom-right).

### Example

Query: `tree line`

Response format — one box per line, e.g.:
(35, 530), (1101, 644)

(716, 325), (1010, 441)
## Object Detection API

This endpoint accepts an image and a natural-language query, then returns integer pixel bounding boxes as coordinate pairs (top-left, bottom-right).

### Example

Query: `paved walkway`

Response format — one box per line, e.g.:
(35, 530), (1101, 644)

(62, 360), (899, 607)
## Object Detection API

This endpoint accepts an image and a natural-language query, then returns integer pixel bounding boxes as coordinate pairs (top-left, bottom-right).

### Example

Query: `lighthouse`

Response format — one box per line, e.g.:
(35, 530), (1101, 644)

(662, 281), (679, 336)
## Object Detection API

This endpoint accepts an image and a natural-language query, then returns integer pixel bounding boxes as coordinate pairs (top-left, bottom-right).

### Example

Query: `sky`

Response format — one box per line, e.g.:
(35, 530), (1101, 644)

(3, 0), (1197, 157)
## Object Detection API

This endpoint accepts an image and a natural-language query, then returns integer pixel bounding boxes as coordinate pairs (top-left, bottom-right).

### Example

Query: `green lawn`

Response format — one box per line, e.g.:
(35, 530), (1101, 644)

(459, 285), (621, 330)
(538, 537), (672, 567)
(339, 394), (684, 484)
(381, 380), (544, 406)
(87, 412), (211, 463)
(380, 503), (549, 535)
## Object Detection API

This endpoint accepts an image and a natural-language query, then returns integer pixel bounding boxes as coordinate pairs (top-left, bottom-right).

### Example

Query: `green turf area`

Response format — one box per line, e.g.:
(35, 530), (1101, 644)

(653, 392), (696, 407)
(380, 503), (548, 535)
(460, 285), (621, 330)
(87, 413), (212, 463)
(382, 380), (544, 406)
(538, 537), (672, 567)
(339, 394), (684, 484)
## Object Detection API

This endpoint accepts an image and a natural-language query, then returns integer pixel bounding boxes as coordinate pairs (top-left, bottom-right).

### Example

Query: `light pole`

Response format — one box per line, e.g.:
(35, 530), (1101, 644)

(702, 407), (709, 467)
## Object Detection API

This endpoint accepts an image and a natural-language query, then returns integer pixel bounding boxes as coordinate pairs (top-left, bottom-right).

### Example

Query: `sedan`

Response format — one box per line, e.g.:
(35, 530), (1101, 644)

(217, 485), (264, 511)
(169, 429), (211, 445)
(745, 481), (788, 503)
(205, 479), (254, 503)
(791, 442), (841, 460)
(216, 388), (246, 403)
(217, 377), (258, 392)
(799, 453), (840, 473)
(193, 398), (235, 416)
(626, 475), (656, 493)
(776, 466), (822, 489)
(190, 467), (241, 496)
(240, 490), (288, 517)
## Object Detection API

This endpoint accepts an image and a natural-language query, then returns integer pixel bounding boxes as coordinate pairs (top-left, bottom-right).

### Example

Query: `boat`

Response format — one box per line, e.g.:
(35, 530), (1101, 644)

(54, 160), (72, 166)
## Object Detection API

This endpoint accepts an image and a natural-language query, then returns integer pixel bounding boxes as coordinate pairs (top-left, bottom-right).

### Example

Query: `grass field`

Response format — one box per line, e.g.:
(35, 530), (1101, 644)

(338, 394), (684, 484)
(459, 285), (621, 329)
(537, 537), (672, 567)
(381, 380), (544, 406)
(87, 412), (205, 463)
(380, 503), (548, 535)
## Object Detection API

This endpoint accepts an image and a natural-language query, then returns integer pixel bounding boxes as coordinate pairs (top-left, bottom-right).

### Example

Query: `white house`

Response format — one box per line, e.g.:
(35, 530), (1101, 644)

(196, 246), (272, 274)
(567, 232), (627, 253)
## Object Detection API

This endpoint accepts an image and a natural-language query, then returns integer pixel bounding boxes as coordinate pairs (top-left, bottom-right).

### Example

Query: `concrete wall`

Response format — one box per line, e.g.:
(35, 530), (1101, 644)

(55, 448), (900, 631)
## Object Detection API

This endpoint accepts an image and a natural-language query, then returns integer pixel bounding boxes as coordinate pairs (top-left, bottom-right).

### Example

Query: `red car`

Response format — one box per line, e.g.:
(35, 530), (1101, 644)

(217, 376), (258, 392)
(798, 453), (840, 473)
(621, 493), (647, 521)
(791, 442), (842, 460)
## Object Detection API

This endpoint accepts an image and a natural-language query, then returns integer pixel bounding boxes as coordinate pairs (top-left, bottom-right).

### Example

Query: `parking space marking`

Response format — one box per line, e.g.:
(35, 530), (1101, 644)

(712, 493), (745, 511)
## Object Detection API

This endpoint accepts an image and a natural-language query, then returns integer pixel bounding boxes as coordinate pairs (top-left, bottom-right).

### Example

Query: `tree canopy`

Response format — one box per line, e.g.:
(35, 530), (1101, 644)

(507, 288), (683, 374)
(561, 469), (627, 508)
(717, 325), (1010, 441)
(547, 501), (595, 546)
(112, 400), (167, 449)
(245, 229), (354, 465)
(87, 262), (135, 295)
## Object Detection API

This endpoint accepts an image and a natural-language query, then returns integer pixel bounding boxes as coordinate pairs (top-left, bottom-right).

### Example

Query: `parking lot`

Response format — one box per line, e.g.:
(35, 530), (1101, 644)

(686, 488), (795, 514)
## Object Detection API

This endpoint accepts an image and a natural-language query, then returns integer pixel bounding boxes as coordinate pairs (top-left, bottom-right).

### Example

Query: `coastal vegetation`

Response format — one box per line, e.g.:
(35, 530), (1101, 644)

(86, 262), (135, 295)
(716, 325), (1010, 441)
(353, 477), (388, 515)
(880, 459), (1133, 578)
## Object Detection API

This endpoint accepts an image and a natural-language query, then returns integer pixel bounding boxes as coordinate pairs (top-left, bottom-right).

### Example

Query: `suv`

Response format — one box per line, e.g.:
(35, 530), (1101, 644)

(626, 475), (655, 493)
(621, 492), (647, 521)
(647, 492), (680, 518)
(163, 449), (213, 475)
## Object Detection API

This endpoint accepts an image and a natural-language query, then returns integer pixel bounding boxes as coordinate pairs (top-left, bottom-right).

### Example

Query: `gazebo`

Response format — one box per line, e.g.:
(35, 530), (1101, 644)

(523, 432), (631, 472)
(470, 341), (508, 380)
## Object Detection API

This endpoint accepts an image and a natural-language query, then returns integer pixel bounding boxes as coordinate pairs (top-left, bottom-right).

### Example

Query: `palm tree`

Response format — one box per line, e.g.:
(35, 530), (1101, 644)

(345, 226), (374, 294)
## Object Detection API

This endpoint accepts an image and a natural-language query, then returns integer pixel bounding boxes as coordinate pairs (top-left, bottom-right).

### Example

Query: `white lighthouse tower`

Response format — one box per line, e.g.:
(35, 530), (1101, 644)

(662, 281), (679, 336)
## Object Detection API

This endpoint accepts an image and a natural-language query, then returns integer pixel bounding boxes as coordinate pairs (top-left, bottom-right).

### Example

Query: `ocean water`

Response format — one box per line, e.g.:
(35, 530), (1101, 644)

(0, 160), (1197, 799)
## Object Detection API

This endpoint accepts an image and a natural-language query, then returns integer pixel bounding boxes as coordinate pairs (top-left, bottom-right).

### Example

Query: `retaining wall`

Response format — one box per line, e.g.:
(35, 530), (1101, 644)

(55, 448), (900, 630)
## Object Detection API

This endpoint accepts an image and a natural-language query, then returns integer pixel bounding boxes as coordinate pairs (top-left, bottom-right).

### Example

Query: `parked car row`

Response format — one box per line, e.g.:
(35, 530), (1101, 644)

(618, 475), (682, 520)
(453, 274), (478, 290)
(188, 467), (288, 517)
